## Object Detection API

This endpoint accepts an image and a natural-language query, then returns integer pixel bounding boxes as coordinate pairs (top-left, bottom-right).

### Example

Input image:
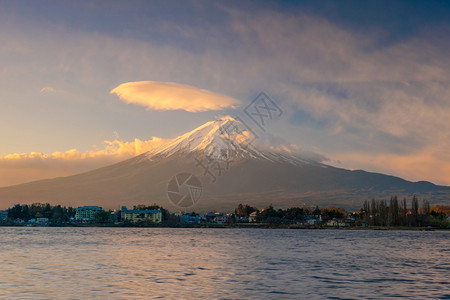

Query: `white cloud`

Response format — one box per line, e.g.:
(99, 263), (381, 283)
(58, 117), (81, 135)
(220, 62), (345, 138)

(110, 81), (240, 112)
(39, 86), (56, 93)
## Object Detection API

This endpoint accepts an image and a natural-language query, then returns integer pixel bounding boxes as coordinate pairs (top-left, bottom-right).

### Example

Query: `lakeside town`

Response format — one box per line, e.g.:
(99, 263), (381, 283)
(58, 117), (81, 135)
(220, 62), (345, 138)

(1, 196), (449, 229)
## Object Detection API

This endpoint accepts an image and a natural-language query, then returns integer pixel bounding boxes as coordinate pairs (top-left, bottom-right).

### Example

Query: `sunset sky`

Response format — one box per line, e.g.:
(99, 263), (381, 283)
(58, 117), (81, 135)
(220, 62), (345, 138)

(1, 0), (449, 187)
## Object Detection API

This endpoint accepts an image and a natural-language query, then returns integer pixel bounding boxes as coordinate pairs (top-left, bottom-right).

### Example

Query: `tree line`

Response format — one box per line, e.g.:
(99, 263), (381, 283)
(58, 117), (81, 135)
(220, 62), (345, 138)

(235, 203), (347, 224)
(360, 195), (448, 227)
(234, 197), (449, 227)
(6, 203), (76, 224)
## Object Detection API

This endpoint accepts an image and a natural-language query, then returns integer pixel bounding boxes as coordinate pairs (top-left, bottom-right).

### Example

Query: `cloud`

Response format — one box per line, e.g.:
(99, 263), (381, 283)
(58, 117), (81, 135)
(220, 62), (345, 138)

(268, 143), (329, 163)
(1, 137), (168, 162)
(0, 137), (168, 187)
(330, 147), (450, 186)
(252, 131), (328, 162)
(110, 81), (240, 112)
(39, 86), (56, 93)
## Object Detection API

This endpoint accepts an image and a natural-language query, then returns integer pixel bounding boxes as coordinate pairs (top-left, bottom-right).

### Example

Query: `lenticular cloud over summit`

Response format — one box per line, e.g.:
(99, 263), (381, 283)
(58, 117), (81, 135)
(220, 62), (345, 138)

(110, 81), (240, 112)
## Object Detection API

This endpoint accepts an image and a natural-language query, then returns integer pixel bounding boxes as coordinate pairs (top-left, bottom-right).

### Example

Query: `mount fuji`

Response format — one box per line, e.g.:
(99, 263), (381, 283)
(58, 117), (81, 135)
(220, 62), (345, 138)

(0, 116), (449, 211)
(143, 116), (312, 165)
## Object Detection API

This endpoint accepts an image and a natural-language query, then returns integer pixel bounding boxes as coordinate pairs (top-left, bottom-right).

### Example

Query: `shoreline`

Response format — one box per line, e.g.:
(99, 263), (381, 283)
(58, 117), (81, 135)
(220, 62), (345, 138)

(1, 223), (448, 231)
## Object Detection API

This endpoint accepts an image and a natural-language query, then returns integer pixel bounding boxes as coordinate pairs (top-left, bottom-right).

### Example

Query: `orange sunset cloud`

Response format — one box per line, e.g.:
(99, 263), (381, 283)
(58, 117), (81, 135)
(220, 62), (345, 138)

(332, 149), (450, 186)
(0, 137), (168, 187)
(110, 81), (241, 112)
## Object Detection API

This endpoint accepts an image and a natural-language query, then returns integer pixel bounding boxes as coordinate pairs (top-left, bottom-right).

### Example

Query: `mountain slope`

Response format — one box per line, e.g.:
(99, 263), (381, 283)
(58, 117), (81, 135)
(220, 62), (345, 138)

(0, 117), (449, 210)
(141, 116), (320, 170)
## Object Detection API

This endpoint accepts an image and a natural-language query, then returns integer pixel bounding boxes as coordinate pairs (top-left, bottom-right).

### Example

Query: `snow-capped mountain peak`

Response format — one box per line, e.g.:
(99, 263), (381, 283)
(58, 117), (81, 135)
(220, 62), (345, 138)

(142, 116), (318, 168)
(145, 116), (262, 160)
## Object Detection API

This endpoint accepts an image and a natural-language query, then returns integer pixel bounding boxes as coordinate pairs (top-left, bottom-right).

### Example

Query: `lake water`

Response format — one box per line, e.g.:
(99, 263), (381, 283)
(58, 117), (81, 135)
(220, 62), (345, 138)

(0, 228), (448, 299)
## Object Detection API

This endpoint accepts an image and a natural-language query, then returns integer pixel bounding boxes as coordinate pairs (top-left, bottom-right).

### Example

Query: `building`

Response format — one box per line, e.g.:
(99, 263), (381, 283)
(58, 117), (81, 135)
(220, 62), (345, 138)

(249, 211), (258, 222)
(180, 213), (200, 224)
(326, 219), (338, 227)
(214, 213), (229, 224)
(237, 216), (249, 223)
(0, 210), (8, 222)
(205, 212), (218, 223)
(297, 215), (322, 226)
(121, 206), (162, 224)
(75, 206), (103, 222)
(36, 217), (49, 226)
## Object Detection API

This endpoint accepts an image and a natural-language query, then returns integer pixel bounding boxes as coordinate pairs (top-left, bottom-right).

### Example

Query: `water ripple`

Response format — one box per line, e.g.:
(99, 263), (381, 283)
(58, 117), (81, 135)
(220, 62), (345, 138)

(0, 228), (448, 299)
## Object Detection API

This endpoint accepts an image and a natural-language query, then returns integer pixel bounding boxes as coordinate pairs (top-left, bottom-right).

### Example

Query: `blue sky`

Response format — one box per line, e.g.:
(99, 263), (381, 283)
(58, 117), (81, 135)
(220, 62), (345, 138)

(0, 0), (449, 186)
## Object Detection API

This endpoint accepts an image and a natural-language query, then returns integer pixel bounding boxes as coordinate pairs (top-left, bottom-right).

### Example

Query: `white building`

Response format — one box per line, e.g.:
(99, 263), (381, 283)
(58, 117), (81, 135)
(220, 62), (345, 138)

(214, 213), (229, 224)
(249, 211), (258, 222)
(121, 206), (162, 224)
(75, 206), (103, 222)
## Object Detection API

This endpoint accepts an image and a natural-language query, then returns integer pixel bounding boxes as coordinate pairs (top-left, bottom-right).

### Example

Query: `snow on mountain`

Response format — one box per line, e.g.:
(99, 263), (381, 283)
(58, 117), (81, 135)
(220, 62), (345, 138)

(143, 116), (316, 167)
(145, 116), (256, 158)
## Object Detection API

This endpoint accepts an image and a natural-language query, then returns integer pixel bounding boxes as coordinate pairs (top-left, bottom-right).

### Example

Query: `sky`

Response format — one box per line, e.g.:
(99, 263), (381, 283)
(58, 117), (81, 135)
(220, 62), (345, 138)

(0, 0), (449, 187)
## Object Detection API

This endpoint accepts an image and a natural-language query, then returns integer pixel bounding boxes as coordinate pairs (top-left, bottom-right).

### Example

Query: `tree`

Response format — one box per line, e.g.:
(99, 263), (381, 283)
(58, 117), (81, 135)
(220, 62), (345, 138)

(235, 204), (257, 217)
(421, 199), (430, 226)
(321, 207), (344, 221)
(411, 195), (419, 226)
(284, 207), (305, 222)
(401, 198), (408, 226)
(51, 205), (64, 223)
(256, 205), (283, 223)
(362, 200), (370, 225)
(389, 196), (399, 226)
(422, 199), (430, 215)
(43, 203), (52, 219)
(235, 204), (245, 216)
(95, 210), (111, 223)
(370, 198), (378, 226)
(379, 199), (388, 226)
(21, 205), (31, 221)
(8, 204), (23, 220)
(312, 205), (321, 217)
